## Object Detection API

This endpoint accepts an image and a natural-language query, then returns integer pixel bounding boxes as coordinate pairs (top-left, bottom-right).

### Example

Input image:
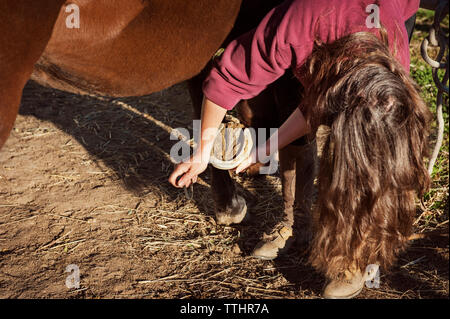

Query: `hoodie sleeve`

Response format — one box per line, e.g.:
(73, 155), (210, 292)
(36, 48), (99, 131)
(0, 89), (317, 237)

(202, 0), (298, 110)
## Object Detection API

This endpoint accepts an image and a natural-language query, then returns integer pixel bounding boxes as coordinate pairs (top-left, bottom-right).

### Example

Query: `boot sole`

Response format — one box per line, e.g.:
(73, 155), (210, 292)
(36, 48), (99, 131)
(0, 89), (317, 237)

(251, 237), (294, 261)
(322, 286), (364, 299)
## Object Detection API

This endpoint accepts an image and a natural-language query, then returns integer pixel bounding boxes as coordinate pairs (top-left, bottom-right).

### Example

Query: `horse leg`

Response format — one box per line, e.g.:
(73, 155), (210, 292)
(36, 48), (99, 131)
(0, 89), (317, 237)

(187, 71), (247, 225)
(210, 84), (285, 225)
(250, 71), (318, 259)
(0, 0), (64, 150)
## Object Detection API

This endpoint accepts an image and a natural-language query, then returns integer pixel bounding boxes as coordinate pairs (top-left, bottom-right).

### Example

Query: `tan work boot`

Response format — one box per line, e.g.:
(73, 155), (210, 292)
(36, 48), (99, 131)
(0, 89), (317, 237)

(251, 141), (316, 260)
(322, 264), (379, 299)
(251, 224), (293, 260)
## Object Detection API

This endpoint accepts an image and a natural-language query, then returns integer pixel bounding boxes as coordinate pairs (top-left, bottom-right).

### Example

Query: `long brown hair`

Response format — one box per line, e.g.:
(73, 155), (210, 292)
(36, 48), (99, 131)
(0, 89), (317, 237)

(297, 31), (432, 278)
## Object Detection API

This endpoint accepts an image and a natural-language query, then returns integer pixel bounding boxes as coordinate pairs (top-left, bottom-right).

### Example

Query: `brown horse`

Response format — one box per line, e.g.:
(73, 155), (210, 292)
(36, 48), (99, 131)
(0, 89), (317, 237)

(0, 0), (244, 148)
(0, 0), (286, 232)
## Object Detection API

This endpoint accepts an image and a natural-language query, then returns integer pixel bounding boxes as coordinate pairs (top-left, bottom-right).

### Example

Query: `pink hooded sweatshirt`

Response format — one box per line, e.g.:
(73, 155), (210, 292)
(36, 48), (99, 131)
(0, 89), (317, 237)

(203, 0), (419, 110)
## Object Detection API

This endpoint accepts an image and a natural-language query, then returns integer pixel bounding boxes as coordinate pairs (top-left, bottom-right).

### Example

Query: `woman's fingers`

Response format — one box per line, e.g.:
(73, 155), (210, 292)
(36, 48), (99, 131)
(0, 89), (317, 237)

(170, 163), (203, 188)
(235, 156), (253, 174)
(236, 149), (259, 174)
(178, 170), (195, 188)
(169, 156), (207, 188)
(169, 163), (189, 187)
(179, 171), (201, 188)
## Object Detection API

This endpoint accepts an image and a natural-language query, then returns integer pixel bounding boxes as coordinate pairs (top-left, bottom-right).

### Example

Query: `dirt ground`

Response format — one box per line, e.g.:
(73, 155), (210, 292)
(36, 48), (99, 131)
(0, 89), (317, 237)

(0, 80), (448, 299)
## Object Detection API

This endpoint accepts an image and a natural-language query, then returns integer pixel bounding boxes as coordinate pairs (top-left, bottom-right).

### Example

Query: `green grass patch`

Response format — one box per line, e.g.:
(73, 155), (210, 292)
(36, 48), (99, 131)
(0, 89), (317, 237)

(410, 9), (449, 230)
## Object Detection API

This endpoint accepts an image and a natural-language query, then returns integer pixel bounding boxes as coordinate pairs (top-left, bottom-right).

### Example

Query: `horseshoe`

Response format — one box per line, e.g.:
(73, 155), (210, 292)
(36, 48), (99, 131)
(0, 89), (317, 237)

(209, 123), (254, 170)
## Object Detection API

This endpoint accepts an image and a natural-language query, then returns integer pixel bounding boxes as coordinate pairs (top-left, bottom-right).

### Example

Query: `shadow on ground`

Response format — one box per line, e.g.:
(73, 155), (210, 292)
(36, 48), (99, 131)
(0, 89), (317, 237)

(14, 80), (449, 299)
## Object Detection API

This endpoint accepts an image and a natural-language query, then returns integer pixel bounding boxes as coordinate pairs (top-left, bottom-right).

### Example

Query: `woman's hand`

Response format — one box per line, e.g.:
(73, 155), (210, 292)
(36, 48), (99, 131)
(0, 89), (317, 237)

(237, 108), (310, 175)
(169, 97), (227, 188)
(169, 153), (208, 188)
(235, 147), (258, 174)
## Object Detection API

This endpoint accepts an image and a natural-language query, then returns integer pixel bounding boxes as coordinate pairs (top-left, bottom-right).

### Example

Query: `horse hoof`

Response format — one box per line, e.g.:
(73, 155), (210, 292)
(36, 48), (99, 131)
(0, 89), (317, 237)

(215, 195), (248, 225)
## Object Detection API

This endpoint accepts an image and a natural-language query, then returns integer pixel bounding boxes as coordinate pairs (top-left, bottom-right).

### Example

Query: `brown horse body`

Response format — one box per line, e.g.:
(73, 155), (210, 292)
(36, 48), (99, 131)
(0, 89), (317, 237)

(31, 0), (243, 97)
(0, 0), (251, 149)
